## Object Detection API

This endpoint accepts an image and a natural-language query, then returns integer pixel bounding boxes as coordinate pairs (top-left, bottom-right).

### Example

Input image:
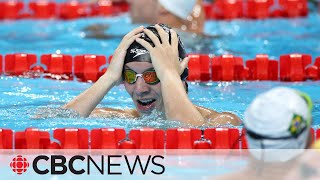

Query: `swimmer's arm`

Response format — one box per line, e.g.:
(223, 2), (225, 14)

(63, 74), (116, 117)
(195, 106), (242, 126)
(161, 75), (205, 126)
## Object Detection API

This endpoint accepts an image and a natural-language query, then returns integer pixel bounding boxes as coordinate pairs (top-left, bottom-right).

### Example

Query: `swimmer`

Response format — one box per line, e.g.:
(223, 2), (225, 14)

(215, 87), (313, 180)
(130, 0), (205, 34)
(87, 0), (205, 33)
(85, 0), (224, 54)
(84, 0), (208, 39)
(64, 24), (240, 126)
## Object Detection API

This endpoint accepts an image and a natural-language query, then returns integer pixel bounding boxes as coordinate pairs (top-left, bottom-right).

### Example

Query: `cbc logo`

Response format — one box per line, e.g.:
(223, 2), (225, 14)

(10, 155), (30, 175)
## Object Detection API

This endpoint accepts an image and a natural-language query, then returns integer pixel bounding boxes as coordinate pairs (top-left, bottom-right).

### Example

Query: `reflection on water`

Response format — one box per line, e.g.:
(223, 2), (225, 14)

(0, 77), (319, 132)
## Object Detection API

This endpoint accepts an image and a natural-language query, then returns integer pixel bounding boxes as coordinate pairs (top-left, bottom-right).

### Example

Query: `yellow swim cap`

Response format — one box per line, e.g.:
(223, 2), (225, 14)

(312, 140), (320, 149)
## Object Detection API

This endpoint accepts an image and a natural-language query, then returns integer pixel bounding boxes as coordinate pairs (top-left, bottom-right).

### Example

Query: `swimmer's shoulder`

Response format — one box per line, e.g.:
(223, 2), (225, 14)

(195, 105), (242, 126)
(90, 108), (139, 118)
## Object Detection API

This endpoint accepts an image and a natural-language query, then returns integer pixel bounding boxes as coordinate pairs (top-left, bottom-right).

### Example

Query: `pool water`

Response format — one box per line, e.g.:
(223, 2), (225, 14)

(0, 13), (320, 132)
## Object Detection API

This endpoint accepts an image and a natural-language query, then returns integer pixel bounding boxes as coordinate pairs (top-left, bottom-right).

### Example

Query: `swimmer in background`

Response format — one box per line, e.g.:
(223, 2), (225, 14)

(216, 87), (314, 180)
(65, 24), (240, 126)
(86, 0), (204, 34)
(130, 0), (205, 34)
(84, 0), (214, 45)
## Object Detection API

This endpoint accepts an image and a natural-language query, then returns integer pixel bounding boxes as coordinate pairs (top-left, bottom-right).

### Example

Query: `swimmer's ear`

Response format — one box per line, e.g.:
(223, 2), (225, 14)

(179, 57), (190, 74)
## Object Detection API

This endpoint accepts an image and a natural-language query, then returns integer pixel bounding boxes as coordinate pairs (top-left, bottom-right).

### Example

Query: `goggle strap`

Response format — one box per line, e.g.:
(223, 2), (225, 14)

(245, 126), (307, 140)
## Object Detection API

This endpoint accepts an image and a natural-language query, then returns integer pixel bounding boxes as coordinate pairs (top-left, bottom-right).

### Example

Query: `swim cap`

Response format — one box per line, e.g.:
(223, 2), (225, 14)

(124, 24), (188, 81)
(158, 0), (196, 20)
(244, 87), (313, 162)
(312, 140), (320, 149)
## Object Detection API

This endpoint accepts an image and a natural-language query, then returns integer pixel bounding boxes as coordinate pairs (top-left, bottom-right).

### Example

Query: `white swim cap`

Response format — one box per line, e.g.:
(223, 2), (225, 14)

(244, 87), (312, 162)
(158, 0), (196, 20)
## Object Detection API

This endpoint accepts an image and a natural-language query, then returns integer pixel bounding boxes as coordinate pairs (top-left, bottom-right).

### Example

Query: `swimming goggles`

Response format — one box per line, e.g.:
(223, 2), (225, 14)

(124, 69), (160, 85)
(245, 125), (307, 141)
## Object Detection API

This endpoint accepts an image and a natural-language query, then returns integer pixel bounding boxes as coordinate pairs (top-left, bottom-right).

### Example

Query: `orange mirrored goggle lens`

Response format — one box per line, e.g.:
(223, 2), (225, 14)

(124, 69), (160, 85)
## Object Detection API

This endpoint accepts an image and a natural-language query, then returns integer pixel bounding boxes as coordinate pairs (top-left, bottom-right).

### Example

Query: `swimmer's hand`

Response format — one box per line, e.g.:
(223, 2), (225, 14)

(135, 24), (189, 81)
(103, 26), (144, 85)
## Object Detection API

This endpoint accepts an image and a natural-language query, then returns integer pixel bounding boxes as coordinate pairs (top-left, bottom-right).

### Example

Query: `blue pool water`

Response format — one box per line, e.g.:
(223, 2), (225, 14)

(0, 13), (320, 132)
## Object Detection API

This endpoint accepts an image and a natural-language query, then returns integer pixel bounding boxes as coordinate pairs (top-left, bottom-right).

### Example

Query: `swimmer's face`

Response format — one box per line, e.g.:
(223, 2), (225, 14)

(124, 62), (164, 115)
(128, 0), (159, 24)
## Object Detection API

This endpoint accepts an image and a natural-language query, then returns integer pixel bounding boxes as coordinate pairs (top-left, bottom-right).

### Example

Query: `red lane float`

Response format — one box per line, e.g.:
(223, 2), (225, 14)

(15, 128), (51, 149)
(107, 55), (113, 64)
(90, 128), (126, 149)
(311, 128), (315, 143)
(1, 53), (320, 82)
(129, 128), (165, 149)
(204, 0), (308, 20)
(246, 54), (278, 80)
(90, 0), (113, 16)
(204, 128), (240, 149)
(212, 55), (247, 81)
(41, 54), (73, 79)
(58, 1), (89, 19)
(114, 1), (129, 13)
(0, 55), (2, 74)
(247, 0), (272, 19)
(53, 128), (89, 149)
(306, 65), (318, 80)
(314, 57), (320, 79)
(29, 1), (56, 19)
(187, 54), (201, 81)
(279, 0), (308, 17)
(241, 129), (248, 149)
(316, 129), (320, 141)
(188, 54), (211, 81)
(90, 1), (130, 16)
(0, 1), (24, 19)
(205, 0), (243, 20)
(118, 139), (136, 149)
(280, 54), (312, 81)
(166, 128), (202, 149)
(74, 54), (107, 82)
(193, 137), (212, 149)
(1, 128), (320, 149)
(5, 53), (37, 75)
(0, 0), (309, 20)
(0, 129), (13, 149)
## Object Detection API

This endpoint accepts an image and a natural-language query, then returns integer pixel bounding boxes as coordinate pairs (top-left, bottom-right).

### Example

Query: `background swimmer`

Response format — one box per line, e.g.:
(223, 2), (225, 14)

(86, 0), (204, 34)
(216, 87), (313, 180)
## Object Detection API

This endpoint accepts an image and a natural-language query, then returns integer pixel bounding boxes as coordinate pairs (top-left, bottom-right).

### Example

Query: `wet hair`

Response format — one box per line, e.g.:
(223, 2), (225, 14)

(124, 24), (189, 83)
